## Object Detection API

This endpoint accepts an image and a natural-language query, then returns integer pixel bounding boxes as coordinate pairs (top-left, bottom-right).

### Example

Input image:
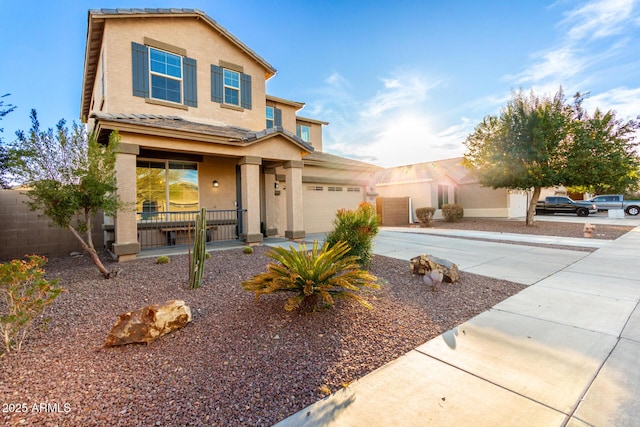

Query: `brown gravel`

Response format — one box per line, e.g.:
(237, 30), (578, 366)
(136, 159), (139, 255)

(0, 219), (633, 426)
(429, 217), (633, 240)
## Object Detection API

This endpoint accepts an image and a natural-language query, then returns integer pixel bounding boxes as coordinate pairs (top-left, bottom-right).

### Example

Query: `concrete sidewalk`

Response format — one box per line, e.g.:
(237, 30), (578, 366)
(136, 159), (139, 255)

(275, 226), (640, 426)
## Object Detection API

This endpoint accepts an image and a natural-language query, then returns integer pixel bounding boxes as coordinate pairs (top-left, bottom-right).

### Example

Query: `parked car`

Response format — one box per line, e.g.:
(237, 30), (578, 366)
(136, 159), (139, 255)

(535, 196), (598, 217)
(587, 194), (640, 216)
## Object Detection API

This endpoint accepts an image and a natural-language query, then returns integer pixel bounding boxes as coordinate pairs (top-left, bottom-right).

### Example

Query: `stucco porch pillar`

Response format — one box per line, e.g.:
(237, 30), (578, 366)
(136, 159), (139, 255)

(239, 156), (263, 243)
(112, 143), (141, 262)
(284, 160), (305, 240)
(263, 168), (278, 237)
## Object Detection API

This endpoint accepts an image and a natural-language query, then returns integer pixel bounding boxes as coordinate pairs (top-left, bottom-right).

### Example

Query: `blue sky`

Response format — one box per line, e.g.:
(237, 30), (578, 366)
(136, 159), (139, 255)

(1, 0), (639, 167)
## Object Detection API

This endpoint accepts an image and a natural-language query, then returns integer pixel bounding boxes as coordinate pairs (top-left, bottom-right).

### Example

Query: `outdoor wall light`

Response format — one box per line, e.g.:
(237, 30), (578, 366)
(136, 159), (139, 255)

(274, 182), (279, 189)
(212, 180), (219, 187)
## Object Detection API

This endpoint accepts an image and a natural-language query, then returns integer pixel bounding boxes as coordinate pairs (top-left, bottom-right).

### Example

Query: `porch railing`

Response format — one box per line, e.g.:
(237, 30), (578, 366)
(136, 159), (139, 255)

(136, 209), (246, 249)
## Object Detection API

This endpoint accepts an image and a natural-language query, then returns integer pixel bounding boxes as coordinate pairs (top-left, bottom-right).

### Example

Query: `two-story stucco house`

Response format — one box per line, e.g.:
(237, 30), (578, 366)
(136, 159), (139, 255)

(81, 8), (379, 261)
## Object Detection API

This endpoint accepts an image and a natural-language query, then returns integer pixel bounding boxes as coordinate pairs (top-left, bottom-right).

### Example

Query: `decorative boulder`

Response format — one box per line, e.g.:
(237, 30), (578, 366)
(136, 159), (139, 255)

(410, 254), (460, 284)
(104, 300), (192, 347)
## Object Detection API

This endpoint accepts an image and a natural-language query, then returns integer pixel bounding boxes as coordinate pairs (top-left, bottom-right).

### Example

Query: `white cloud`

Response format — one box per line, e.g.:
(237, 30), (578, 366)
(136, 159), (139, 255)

(314, 71), (470, 167)
(583, 86), (640, 120)
(561, 0), (636, 41)
(508, 0), (639, 88)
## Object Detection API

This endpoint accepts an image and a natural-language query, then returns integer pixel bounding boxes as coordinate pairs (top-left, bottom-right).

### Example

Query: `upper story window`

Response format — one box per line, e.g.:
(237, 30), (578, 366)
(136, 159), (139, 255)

(266, 106), (274, 128)
(223, 69), (240, 106)
(131, 41), (197, 108)
(296, 124), (310, 142)
(211, 64), (252, 110)
(150, 48), (182, 103)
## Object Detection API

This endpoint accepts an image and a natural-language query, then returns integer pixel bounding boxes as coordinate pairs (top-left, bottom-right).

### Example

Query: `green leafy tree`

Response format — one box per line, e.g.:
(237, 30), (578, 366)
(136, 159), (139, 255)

(0, 93), (17, 189)
(464, 89), (571, 226)
(6, 110), (122, 278)
(563, 95), (640, 194)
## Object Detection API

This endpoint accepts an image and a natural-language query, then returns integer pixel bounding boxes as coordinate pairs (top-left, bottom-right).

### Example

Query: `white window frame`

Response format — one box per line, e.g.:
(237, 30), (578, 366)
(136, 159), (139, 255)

(223, 69), (240, 106)
(296, 124), (311, 142)
(266, 106), (275, 128)
(148, 47), (183, 104)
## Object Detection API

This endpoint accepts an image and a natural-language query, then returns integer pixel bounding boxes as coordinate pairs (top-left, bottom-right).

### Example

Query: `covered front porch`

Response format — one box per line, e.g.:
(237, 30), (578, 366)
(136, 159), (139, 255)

(92, 114), (313, 262)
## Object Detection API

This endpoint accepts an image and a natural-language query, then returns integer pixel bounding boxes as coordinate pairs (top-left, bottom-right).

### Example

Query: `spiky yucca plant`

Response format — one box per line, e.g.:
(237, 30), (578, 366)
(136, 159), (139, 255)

(242, 240), (379, 311)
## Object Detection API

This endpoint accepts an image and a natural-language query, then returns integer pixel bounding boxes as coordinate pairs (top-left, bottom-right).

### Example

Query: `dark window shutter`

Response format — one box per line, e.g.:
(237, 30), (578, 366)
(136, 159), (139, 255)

(240, 73), (252, 109)
(211, 65), (223, 103)
(274, 108), (282, 127)
(131, 42), (149, 98)
(183, 57), (197, 107)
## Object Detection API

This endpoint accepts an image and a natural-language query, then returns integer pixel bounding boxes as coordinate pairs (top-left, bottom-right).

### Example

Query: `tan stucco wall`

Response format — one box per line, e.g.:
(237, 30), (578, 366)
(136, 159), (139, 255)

(377, 181), (432, 213)
(99, 17), (268, 131)
(198, 156), (238, 210)
(457, 183), (507, 209)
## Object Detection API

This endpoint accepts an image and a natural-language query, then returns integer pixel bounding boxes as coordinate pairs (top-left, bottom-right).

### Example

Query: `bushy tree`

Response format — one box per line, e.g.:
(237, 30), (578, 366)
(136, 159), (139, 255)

(0, 93), (17, 189)
(5, 110), (122, 278)
(464, 88), (640, 226)
(564, 95), (639, 194)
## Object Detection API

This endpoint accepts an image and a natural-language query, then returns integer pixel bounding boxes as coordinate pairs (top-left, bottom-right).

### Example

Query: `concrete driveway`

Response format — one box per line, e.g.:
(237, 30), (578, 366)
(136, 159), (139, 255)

(372, 228), (592, 285)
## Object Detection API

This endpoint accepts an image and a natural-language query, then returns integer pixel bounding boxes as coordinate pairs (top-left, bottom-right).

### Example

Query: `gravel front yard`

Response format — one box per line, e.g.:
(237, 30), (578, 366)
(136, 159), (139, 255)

(0, 220), (633, 426)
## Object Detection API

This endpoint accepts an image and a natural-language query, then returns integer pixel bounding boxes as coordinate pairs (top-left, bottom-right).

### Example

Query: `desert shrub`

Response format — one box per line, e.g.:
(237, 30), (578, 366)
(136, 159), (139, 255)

(205, 252), (211, 259)
(415, 207), (436, 227)
(0, 255), (64, 354)
(243, 246), (254, 254)
(325, 202), (380, 267)
(242, 240), (379, 312)
(156, 255), (170, 264)
(442, 204), (464, 222)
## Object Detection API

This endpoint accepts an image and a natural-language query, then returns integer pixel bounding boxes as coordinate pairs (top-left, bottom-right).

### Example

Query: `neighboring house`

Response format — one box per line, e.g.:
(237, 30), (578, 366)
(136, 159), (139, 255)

(81, 8), (378, 261)
(376, 157), (527, 222)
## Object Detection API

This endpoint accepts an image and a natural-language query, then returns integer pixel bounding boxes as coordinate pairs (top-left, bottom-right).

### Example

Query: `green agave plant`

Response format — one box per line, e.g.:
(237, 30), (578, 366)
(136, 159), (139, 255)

(242, 240), (380, 311)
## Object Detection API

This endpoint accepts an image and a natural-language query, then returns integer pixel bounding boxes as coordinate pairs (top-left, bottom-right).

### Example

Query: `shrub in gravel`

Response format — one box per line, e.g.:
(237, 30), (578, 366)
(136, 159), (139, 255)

(415, 207), (436, 227)
(156, 255), (170, 264)
(243, 246), (254, 254)
(242, 240), (379, 311)
(442, 204), (464, 222)
(325, 202), (380, 267)
(0, 255), (64, 354)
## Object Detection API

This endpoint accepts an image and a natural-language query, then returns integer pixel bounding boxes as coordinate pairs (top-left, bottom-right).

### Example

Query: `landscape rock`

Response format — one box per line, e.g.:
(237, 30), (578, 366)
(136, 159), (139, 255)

(410, 254), (460, 284)
(104, 299), (192, 347)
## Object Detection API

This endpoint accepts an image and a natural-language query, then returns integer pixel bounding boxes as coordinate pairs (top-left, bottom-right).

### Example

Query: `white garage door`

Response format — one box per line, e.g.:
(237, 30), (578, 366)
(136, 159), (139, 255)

(303, 184), (365, 233)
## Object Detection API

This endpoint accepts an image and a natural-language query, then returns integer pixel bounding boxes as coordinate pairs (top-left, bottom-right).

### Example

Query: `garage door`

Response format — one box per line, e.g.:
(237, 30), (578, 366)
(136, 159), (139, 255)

(303, 184), (365, 233)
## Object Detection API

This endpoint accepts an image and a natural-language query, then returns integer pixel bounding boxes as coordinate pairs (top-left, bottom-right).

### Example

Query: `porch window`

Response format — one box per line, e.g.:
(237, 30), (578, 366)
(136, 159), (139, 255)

(136, 160), (199, 219)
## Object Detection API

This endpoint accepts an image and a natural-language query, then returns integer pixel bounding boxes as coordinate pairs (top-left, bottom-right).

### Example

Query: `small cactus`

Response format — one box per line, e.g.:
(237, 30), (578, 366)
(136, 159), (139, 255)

(243, 246), (254, 254)
(156, 256), (170, 264)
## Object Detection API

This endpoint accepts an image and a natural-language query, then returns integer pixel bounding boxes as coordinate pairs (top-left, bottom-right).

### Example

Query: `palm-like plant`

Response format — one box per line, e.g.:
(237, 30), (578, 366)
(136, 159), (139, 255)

(242, 240), (379, 311)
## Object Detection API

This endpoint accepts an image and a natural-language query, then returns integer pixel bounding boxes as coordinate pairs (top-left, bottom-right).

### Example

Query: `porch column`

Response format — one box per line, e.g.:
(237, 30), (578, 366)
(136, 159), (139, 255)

(263, 168), (278, 237)
(239, 156), (263, 243)
(112, 143), (141, 262)
(284, 160), (305, 240)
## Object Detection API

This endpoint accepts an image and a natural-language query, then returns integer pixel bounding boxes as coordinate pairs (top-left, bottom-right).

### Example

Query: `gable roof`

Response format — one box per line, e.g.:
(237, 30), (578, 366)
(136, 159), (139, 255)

(90, 112), (313, 152)
(376, 157), (477, 185)
(81, 8), (277, 120)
